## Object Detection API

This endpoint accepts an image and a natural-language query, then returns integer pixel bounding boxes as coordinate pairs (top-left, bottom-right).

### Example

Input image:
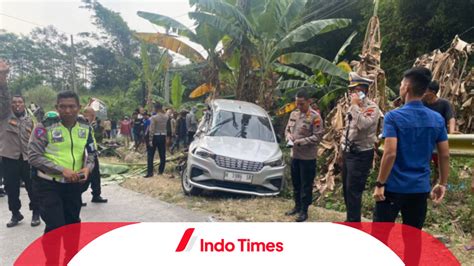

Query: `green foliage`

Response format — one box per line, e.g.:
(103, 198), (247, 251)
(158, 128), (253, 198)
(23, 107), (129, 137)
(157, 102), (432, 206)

(7, 73), (44, 95)
(171, 74), (186, 109)
(302, 0), (474, 89)
(81, 0), (137, 57)
(137, 11), (196, 40)
(81, 0), (140, 92)
(281, 52), (349, 80)
(274, 18), (351, 54)
(24, 85), (57, 111)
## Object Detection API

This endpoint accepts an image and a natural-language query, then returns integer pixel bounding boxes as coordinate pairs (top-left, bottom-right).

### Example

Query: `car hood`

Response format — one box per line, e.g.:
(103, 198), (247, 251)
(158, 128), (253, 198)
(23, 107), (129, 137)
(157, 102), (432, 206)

(197, 136), (282, 162)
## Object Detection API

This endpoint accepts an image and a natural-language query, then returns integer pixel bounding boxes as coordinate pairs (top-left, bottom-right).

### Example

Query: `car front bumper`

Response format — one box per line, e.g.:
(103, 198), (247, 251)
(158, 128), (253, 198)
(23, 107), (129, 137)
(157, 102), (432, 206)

(186, 154), (285, 196)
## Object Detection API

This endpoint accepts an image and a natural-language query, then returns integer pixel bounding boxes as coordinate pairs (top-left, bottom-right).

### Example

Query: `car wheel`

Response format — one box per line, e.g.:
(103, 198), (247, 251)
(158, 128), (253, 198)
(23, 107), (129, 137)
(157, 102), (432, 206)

(181, 164), (202, 196)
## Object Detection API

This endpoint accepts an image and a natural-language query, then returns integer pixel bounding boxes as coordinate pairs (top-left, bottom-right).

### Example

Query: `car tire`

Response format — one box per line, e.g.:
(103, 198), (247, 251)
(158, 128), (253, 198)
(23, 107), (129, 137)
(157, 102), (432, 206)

(181, 164), (202, 196)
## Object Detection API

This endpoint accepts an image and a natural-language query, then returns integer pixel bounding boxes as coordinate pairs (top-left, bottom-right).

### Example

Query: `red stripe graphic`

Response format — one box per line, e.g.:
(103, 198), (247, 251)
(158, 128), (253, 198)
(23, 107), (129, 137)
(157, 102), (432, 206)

(338, 222), (460, 266)
(176, 228), (195, 252)
(15, 222), (135, 266)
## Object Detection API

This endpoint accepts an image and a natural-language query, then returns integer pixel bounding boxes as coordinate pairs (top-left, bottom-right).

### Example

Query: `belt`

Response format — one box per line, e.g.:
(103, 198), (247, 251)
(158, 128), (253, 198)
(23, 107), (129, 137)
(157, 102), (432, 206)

(37, 170), (67, 183)
(154, 133), (167, 136)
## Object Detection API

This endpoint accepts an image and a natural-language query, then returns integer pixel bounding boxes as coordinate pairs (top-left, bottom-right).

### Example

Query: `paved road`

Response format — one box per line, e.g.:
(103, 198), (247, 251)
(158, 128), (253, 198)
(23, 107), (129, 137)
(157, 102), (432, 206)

(0, 183), (212, 265)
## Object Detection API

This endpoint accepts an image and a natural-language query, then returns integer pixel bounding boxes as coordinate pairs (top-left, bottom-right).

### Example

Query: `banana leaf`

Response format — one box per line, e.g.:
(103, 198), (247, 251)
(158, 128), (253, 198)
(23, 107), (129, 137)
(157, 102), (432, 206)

(274, 63), (309, 79)
(281, 52), (349, 80)
(135, 32), (205, 63)
(189, 83), (213, 98)
(274, 18), (351, 56)
(137, 11), (196, 40)
(100, 163), (130, 176)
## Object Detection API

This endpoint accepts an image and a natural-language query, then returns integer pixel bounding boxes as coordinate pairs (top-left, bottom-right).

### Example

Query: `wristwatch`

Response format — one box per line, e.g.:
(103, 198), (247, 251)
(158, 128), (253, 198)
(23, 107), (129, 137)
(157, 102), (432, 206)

(375, 181), (385, 188)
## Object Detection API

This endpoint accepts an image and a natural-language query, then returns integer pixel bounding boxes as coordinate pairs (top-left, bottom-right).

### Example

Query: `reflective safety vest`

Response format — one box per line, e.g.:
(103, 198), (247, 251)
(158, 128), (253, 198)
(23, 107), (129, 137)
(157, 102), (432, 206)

(43, 121), (90, 180)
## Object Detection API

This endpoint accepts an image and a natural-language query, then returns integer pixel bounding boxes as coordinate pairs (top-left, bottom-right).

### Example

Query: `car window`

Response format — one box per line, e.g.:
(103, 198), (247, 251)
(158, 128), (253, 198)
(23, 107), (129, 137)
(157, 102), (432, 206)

(208, 110), (275, 143)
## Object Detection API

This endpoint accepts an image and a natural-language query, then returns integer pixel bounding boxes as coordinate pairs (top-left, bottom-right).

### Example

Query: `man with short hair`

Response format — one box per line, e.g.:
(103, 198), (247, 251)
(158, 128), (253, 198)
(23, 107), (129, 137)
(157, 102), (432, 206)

(80, 107), (108, 205)
(29, 90), (96, 234)
(423, 80), (457, 184)
(145, 103), (170, 177)
(0, 60), (40, 227)
(422, 80), (457, 133)
(373, 67), (450, 229)
(341, 72), (381, 222)
(284, 89), (324, 222)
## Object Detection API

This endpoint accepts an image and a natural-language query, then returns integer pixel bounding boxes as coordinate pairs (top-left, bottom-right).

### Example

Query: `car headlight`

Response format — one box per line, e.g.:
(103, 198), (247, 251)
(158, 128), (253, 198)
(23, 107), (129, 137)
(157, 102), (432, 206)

(264, 158), (283, 167)
(195, 148), (215, 159)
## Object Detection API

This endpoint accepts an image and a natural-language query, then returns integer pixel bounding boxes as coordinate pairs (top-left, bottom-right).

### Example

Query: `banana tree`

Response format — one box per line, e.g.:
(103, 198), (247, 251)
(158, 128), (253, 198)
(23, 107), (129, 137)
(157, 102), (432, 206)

(140, 42), (171, 111)
(190, 0), (351, 108)
(136, 10), (229, 98)
(171, 73), (186, 109)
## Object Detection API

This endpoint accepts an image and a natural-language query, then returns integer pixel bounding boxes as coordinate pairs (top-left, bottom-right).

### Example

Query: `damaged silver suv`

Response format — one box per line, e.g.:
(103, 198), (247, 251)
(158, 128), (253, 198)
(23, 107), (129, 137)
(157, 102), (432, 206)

(181, 99), (285, 196)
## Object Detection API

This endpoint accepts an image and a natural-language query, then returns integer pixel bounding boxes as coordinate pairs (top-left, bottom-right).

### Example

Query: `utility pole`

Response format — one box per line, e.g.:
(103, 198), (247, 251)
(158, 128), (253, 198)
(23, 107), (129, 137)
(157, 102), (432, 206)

(70, 35), (76, 93)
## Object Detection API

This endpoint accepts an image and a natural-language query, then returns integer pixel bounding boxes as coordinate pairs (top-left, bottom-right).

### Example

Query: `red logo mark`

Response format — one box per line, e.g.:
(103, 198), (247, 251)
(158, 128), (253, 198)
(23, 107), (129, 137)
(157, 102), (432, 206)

(176, 228), (195, 252)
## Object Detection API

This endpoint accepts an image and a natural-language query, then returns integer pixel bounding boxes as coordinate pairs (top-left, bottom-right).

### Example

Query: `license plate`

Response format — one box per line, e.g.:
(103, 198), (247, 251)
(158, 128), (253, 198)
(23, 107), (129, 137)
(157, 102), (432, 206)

(224, 172), (253, 183)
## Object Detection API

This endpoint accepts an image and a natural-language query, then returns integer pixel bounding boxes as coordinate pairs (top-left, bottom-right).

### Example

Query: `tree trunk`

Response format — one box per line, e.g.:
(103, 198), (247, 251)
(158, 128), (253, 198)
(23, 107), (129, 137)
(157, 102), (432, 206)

(235, 0), (256, 103)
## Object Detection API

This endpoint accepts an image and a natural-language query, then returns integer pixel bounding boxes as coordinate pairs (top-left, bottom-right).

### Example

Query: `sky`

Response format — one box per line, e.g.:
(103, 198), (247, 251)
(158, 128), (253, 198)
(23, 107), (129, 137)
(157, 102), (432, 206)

(0, 0), (197, 63)
(0, 0), (194, 35)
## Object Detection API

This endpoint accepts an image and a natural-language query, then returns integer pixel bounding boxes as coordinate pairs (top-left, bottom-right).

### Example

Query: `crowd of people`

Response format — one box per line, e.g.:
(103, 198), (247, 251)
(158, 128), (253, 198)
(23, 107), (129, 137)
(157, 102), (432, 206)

(90, 105), (198, 156)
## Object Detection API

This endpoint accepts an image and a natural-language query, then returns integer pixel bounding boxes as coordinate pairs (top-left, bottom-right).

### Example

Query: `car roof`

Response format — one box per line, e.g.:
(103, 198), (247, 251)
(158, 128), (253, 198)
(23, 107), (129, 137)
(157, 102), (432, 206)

(211, 99), (268, 117)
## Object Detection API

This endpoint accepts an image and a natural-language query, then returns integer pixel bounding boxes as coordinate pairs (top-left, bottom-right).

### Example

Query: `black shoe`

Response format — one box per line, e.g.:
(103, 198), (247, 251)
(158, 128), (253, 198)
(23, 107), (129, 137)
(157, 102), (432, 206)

(7, 213), (24, 228)
(31, 211), (41, 227)
(285, 207), (300, 216)
(91, 196), (108, 203)
(143, 174), (153, 178)
(295, 212), (308, 222)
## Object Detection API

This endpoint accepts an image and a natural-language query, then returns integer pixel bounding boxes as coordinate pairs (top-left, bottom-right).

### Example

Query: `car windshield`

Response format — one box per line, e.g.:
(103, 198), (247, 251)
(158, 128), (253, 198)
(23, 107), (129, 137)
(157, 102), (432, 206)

(208, 110), (275, 143)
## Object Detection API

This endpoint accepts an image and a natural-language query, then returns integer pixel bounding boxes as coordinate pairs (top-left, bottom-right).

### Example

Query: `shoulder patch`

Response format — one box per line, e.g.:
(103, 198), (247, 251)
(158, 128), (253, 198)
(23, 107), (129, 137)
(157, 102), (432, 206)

(313, 117), (321, 126)
(8, 119), (18, 127)
(34, 127), (46, 138)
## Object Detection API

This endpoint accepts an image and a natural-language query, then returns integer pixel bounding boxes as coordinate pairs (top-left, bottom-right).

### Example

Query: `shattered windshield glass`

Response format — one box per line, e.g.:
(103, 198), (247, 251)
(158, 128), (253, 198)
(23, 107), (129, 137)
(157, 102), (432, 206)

(208, 110), (275, 143)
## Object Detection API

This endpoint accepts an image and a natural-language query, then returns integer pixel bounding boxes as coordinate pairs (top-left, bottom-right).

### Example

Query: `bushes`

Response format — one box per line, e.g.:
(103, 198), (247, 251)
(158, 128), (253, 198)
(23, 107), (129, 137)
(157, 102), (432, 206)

(24, 85), (56, 111)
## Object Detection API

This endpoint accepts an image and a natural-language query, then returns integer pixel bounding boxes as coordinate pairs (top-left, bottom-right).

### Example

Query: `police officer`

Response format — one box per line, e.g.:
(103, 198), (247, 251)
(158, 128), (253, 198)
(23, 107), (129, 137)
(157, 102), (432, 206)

(144, 102), (170, 177)
(29, 91), (96, 234)
(284, 89), (324, 222)
(0, 60), (40, 227)
(80, 107), (107, 205)
(340, 72), (380, 222)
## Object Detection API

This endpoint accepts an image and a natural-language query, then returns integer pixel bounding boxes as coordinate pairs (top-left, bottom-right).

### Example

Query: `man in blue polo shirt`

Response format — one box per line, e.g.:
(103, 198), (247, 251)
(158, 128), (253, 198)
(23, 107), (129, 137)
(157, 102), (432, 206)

(373, 67), (450, 229)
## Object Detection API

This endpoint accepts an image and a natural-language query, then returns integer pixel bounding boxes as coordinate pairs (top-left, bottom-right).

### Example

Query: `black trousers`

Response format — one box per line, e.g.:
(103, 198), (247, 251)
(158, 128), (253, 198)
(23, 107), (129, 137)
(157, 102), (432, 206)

(187, 131), (196, 145)
(342, 149), (374, 222)
(290, 158), (316, 212)
(3, 156), (39, 214)
(33, 176), (82, 234)
(373, 191), (429, 229)
(0, 157), (4, 187)
(147, 135), (166, 175)
(81, 157), (101, 197)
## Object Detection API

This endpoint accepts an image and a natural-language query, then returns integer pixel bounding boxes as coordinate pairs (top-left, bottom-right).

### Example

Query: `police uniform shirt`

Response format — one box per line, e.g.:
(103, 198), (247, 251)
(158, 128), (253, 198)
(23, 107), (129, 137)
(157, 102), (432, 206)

(148, 113), (170, 141)
(285, 108), (324, 160)
(341, 97), (381, 152)
(28, 120), (96, 178)
(0, 84), (34, 160)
